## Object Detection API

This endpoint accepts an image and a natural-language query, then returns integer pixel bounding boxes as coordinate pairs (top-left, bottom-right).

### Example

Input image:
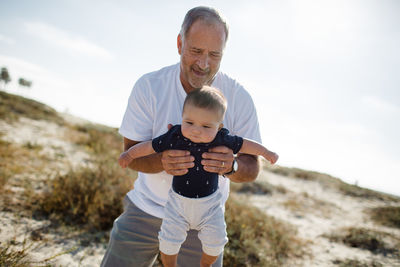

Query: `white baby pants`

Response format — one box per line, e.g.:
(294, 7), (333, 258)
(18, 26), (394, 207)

(158, 189), (228, 256)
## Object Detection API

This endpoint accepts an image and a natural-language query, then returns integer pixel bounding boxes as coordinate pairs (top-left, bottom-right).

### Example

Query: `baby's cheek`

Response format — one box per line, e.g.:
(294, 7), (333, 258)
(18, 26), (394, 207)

(181, 128), (190, 139)
(206, 131), (218, 142)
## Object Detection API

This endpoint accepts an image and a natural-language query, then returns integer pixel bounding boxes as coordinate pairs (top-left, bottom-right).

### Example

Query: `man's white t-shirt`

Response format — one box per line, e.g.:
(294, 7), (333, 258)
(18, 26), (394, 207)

(119, 63), (261, 218)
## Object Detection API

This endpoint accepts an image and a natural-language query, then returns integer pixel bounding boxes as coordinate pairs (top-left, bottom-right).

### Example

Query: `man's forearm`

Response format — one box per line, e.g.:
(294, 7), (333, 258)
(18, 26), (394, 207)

(128, 152), (164, 173)
(228, 154), (260, 183)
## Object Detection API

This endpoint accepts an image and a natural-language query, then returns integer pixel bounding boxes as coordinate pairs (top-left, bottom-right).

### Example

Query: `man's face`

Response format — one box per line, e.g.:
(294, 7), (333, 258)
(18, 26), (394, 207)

(178, 20), (226, 93)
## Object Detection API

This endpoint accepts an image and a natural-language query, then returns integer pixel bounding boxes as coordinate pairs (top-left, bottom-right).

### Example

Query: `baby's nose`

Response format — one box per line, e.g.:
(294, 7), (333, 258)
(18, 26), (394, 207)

(192, 126), (201, 133)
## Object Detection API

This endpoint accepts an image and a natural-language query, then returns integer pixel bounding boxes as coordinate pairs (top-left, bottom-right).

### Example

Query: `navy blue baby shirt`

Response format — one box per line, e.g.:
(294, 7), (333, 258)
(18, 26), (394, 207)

(152, 125), (243, 198)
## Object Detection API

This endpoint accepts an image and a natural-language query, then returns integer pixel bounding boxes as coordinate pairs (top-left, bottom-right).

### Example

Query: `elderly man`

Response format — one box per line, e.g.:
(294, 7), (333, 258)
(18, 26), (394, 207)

(101, 6), (261, 267)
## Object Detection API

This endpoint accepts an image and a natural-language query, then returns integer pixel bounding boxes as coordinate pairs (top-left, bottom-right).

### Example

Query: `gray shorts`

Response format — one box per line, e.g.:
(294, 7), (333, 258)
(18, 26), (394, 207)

(159, 189), (228, 257)
(100, 196), (223, 267)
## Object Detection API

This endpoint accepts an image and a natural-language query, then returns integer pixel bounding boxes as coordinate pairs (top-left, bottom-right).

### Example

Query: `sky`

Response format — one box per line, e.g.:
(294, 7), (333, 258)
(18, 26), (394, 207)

(1, 0), (399, 196)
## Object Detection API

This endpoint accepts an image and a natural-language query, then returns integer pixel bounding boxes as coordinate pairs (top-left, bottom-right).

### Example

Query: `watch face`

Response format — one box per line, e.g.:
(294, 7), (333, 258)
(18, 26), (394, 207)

(233, 159), (238, 172)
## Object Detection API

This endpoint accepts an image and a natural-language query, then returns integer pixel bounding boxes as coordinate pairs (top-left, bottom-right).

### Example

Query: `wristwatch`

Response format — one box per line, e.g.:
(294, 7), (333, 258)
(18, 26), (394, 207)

(224, 157), (238, 176)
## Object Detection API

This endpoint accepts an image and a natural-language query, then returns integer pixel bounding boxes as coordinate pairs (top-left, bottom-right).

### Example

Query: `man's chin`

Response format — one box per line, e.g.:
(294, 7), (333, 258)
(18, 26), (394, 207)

(189, 83), (205, 90)
(189, 78), (210, 89)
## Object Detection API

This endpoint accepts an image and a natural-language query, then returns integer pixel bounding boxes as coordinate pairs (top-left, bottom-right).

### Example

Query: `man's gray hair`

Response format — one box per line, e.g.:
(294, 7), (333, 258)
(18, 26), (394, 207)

(180, 6), (229, 42)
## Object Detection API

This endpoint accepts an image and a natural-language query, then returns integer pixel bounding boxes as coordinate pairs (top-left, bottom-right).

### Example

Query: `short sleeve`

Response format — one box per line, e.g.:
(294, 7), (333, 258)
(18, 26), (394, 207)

(213, 74), (262, 143)
(151, 125), (181, 152)
(230, 87), (262, 143)
(119, 78), (154, 141)
(214, 128), (244, 154)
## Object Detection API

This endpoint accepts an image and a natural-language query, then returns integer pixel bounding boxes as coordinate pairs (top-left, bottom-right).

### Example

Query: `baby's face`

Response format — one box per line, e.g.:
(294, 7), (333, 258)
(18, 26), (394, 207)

(181, 104), (223, 143)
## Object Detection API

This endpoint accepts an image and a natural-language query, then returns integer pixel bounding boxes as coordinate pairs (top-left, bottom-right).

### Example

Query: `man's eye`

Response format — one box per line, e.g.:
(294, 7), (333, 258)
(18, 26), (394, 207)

(210, 53), (221, 58)
(191, 49), (201, 54)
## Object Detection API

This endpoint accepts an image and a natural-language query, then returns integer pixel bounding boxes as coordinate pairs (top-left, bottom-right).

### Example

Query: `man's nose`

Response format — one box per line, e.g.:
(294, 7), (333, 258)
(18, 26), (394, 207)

(197, 54), (209, 70)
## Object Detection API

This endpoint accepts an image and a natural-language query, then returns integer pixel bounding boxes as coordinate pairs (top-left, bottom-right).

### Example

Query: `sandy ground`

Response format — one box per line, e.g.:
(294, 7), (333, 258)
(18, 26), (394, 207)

(1, 115), (399, 266)
(0, 115), (104, 266)
(252, 171), (400, 267)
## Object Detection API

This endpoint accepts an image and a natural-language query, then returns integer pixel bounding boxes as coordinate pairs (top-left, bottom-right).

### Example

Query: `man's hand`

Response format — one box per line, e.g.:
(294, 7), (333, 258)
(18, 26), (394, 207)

(160, 123), (195, 176)
(201, 146), (234, 175)
(161, 150), (194, 176)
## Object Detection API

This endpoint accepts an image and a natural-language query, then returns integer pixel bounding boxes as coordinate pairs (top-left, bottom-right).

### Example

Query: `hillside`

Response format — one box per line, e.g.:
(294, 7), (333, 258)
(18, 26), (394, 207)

(1, 91), (399, 267)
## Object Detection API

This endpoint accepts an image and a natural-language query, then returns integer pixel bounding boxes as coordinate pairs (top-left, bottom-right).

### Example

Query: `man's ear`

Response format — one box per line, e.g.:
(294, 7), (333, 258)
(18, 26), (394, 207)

(177, 34), (183, 55)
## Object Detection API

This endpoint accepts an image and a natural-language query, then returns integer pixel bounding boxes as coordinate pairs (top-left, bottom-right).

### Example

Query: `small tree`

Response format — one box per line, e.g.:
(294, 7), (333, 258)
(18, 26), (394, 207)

(1, 67), (11, 90)
(18, 78), (32, 89)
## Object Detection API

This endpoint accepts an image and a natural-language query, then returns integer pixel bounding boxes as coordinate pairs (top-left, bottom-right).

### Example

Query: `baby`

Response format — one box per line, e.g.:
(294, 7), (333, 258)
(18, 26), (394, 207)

(119, 86), (278, 267)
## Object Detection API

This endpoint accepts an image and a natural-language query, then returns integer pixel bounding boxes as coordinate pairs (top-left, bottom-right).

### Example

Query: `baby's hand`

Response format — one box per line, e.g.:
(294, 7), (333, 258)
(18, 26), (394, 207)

(118, 152), (133, 168)
(266, 151), (279, 165)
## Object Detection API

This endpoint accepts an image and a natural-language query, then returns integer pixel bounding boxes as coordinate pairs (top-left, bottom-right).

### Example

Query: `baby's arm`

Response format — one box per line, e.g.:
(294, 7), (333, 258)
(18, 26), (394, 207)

(118, 141), (155, 168)
(239, 139), (279, 164)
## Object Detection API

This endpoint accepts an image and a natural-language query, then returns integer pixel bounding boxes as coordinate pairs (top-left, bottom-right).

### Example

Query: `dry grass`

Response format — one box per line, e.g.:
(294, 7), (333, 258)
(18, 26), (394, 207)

(0, 235), (75, 267)
(0, 91), (64, 125)
(32, 160), (133, 231)
(369, 206), (400, 229)
(332, 258), (383, 267)
(326, 227), (400, 259)
(224, 193), (305, 267)
(264, 164), (400, 202)
(263, 164), (324, 181)
(0, 242), (32, 267)
(0, 136), (45, 192)
(337, 183), (398, 202)
(27, 119), (135, 231)
(0, 138), (15, 190)
(69, 123), (122, 154)
(28, 122), (132, 231)
(231, 180), (274, 195)
(281, 192), (336, 218)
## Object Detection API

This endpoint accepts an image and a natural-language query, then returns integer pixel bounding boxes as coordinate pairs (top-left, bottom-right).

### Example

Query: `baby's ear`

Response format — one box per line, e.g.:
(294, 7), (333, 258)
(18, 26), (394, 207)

(218, 123), (224, 130)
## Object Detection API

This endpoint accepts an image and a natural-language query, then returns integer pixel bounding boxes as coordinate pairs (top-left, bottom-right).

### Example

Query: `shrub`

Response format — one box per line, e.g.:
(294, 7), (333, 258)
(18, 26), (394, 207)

(327, 227), (399, 258)
(0, 139), (13, 190)
(33, 158), (134, 231)
(71, 123), (121, 154)
(369, 206), (400, 229)
(332, 258), (383, 267)
(231, 181), (274, 195)
(224, 194), (303, 267)
(338, 184), (398, 202)
(0, 138), (33, 191)
(264, 163), (400, 202)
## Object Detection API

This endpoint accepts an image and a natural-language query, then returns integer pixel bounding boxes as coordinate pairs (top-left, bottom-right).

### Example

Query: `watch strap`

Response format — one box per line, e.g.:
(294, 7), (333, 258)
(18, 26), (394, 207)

(223, 157), (237, 176)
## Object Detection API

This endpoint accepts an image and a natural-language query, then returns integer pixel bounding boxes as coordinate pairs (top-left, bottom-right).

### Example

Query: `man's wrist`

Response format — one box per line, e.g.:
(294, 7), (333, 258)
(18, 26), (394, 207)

(224, 157), (238, 176)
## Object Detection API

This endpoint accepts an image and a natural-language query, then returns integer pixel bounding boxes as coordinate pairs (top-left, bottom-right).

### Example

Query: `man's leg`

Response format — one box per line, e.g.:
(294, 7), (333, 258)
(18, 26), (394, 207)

(177, 230), (223, 267)
(200, 252), (219, 267)
(101, 196), (162, 267)
(160, 252), (178, 267)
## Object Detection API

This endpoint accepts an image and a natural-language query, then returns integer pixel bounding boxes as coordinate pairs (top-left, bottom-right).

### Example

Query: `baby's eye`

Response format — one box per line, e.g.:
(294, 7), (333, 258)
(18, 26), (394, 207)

(185, 121), (193, 125)
(203, 125), (211, 129)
